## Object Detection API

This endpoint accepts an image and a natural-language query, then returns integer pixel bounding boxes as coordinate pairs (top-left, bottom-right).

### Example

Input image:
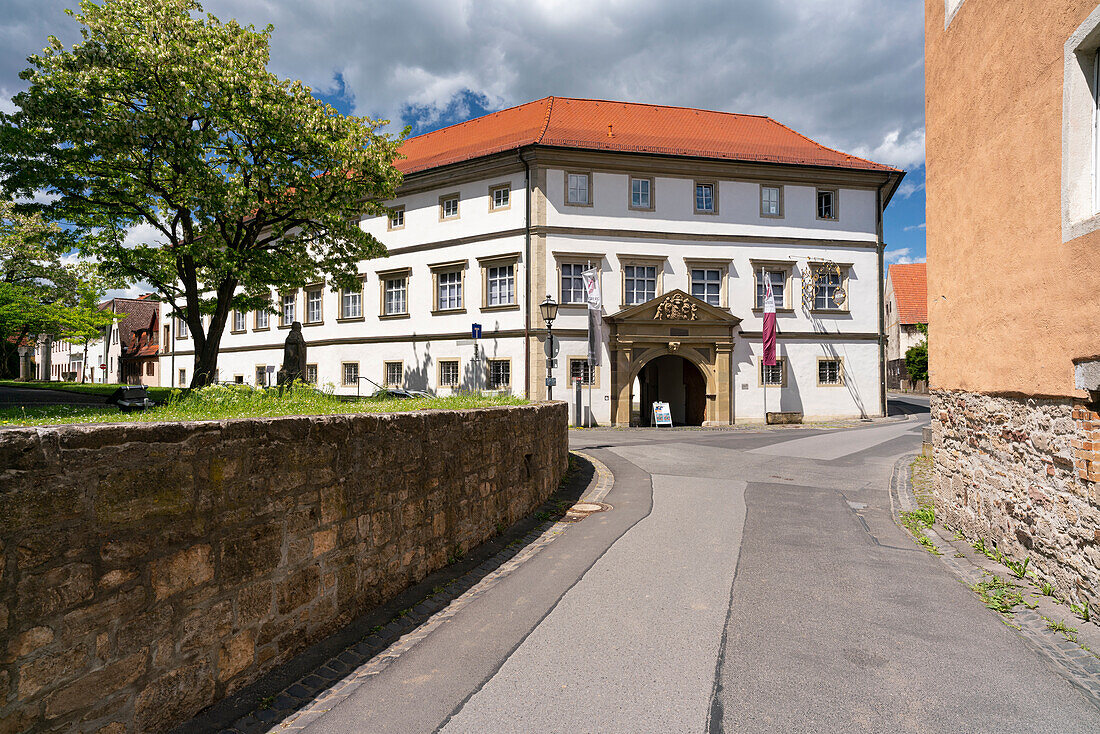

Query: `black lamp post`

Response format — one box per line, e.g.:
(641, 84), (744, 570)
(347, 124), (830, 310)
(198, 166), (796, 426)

(539, 294), (559, 400)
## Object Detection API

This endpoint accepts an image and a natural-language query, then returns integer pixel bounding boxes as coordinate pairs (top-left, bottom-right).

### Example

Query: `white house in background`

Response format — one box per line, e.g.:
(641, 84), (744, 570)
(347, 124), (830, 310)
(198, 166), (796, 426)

(884, 262), (927, 390)
(161, 97), (904, 425)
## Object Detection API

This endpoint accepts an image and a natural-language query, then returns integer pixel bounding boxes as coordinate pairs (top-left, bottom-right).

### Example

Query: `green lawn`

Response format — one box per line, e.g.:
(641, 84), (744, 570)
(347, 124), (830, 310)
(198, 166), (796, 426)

(0, 383), (528, 427)
(0, 379), (178, 403)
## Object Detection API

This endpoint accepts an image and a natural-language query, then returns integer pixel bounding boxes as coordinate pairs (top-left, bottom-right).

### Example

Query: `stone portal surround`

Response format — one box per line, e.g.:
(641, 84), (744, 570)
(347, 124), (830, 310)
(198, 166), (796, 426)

(931, 390), (1100, 613)
(0, 403), (567, 733)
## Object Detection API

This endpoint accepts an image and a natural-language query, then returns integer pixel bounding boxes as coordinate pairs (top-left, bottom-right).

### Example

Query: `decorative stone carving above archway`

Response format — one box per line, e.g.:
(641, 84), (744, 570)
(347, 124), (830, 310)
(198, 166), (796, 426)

(605, 290), (741, 426)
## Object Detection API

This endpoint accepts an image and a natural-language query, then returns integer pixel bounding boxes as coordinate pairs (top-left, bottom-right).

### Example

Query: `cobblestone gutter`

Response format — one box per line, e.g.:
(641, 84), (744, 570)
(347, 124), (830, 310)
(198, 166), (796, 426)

(931, 390), (1100, 615)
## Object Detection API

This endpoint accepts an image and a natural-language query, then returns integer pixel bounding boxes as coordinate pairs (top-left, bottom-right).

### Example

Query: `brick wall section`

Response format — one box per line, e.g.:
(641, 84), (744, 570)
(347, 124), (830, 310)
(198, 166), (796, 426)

(931, 390), (1100, 615)
(0, 403), (567, 733)
(1073, 403), (1100, 484)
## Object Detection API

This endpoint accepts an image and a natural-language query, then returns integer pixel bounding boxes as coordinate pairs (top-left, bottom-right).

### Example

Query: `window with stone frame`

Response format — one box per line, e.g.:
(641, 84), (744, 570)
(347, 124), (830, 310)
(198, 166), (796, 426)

(816, 189), (837, 220)
(818, 358), (843, 385)
(760, 357), (786, 386)
(1062, 7), (1100, 241)
(691, 268), (721, 306)
(569, 358), (594, 385)
(436, 270), (462, 311)
(255, 306), (269, 330)
(440, 195), (459, 220)
(341, 285), (362, 319)
(384, 276), (407, 316)
(812, 268), (844, 310)
(178, 368), (187, 386)
(488, 359), (511, 389)
(756, 270), (786, 309)
(305, 364), (318, 384)
(623, 264), (657, 305)
(385, 361), (403, 387)
(233, 310), (246, 332)
(305, 289), (323, 323)
(560, 263), (588, 304)
(439, 359), (459, 388)
(567, 172), (591, 205)
(342, 362), (359, 386)
(255, 366), (266, 386)
(486, 263), (515, 306)
(760, 185), (782, 217)
(491, 185), (510, 211)
(177, 316), (189, 339)
(388, 206), (404, 230)
(281, 293), (296, 325)
(695, 181), (716, 213)
(630, 176), (652, 210)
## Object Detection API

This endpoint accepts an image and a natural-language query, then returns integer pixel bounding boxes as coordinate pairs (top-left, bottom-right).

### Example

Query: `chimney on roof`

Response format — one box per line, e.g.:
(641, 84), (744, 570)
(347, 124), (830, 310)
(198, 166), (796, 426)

(607, 124), (613, 138)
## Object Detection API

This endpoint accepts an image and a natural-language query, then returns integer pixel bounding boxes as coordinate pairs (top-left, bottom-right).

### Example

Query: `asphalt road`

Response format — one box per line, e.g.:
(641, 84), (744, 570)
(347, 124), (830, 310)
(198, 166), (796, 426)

(0, 384), (111, 407)
(301, 410), (1100, 733)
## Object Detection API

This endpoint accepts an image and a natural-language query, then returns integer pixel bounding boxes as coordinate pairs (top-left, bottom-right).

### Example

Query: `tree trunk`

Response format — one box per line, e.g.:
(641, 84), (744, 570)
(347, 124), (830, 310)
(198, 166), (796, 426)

(80, 339), (89, 383)
(188, 276), (238, 388)
(191, 343), (220, 388)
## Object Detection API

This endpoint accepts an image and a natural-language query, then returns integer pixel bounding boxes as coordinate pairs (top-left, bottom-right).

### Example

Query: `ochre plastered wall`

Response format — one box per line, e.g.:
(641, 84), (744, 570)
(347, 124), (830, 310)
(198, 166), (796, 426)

(926, 0), (1100, 398)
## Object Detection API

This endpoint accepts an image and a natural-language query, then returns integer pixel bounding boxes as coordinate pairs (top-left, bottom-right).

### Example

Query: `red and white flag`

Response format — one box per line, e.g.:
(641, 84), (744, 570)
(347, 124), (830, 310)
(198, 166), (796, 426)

(762, 274), (777, 366)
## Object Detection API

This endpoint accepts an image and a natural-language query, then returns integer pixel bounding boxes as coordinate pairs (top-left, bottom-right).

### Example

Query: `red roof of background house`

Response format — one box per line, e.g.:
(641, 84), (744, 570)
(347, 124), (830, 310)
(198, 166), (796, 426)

(889, 262), (927, 324)
(396, 97), (900, 175)
(99, 296), (161, 358)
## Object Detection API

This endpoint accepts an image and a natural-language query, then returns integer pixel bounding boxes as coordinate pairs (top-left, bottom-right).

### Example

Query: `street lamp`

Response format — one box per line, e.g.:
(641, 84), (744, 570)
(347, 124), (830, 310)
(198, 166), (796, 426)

(540, 294), (559, 400)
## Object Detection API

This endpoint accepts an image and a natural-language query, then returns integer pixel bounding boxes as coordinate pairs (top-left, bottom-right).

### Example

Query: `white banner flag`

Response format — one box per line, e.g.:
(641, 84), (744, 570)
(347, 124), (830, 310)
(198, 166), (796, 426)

(582, 268), (602, 366)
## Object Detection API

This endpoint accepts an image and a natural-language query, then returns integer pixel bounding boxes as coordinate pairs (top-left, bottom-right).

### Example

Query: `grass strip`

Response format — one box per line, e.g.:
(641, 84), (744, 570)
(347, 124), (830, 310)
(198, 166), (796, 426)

(0, 383), (527, 427)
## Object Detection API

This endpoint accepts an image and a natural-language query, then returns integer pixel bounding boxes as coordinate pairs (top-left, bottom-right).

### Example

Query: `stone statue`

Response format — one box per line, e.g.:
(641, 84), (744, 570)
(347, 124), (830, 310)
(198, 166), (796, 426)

(277, 321), (307, 388)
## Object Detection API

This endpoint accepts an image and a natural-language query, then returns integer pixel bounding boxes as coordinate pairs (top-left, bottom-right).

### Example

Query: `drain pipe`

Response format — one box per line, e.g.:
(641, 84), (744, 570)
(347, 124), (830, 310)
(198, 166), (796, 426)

(522, 153), (532, 400)
(877, 180), (887, 417)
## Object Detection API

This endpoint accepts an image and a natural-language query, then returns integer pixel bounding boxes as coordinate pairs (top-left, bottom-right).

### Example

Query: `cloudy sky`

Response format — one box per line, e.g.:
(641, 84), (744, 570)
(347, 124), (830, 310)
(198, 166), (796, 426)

(2, 0), (927, 272)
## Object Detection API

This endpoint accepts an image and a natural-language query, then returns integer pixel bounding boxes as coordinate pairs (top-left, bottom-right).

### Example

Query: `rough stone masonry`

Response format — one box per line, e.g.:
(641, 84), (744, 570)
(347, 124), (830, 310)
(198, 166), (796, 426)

(0, 403), (567, 733)
(931, 390), (1100, 614)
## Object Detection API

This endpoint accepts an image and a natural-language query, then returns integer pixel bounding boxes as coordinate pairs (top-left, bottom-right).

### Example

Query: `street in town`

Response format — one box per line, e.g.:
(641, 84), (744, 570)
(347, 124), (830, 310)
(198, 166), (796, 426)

(194, 395), (1100, 732)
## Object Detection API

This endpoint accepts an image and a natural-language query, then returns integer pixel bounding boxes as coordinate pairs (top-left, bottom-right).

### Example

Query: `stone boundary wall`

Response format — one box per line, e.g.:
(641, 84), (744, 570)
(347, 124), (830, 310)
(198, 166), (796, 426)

(931, 390), (1100, 614)
(0, 403), (567, 733)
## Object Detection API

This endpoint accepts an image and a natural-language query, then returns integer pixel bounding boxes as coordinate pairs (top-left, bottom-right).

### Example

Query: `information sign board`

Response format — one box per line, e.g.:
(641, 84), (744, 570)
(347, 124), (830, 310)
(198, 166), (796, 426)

(652, 402), (672, 427)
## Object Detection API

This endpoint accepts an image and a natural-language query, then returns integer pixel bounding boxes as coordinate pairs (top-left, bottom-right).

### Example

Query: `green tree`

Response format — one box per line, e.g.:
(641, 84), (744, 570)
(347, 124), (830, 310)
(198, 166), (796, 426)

(905, 323), (928, 384)
(0, 0), (403, 387)
(65, 264), (120, 382)
(0, 200), (115, 378)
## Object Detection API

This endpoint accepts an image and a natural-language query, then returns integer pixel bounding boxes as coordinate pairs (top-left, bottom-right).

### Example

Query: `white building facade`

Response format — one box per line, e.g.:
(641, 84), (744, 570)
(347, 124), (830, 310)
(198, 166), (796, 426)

(161, 98), (904, 425)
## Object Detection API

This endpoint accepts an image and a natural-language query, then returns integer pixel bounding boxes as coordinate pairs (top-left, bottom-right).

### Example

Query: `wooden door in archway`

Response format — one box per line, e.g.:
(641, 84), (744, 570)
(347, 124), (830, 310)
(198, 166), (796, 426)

(684, 359), (706, 426)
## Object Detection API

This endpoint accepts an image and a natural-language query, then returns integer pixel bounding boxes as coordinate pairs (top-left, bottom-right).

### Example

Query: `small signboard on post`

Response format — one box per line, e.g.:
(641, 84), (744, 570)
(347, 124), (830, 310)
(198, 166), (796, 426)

(471, 323), (482, 339)
(652, 401), (672, 427)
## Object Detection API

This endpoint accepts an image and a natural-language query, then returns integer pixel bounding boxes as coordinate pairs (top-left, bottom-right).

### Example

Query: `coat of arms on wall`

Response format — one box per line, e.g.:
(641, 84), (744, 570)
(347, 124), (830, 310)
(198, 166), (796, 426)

(653, 293), (698, 320)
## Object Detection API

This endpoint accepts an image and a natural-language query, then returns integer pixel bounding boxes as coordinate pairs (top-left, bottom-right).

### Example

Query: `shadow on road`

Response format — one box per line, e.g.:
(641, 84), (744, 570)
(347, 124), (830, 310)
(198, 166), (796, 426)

(887, 395), (930, 417)
(175, 454), (595, 734)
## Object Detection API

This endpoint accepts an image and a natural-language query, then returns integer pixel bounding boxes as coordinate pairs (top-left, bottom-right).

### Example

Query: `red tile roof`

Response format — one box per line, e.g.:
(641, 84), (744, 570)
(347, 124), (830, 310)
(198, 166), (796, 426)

(396, 97), (900, 175)
(889, 262), (927, 324)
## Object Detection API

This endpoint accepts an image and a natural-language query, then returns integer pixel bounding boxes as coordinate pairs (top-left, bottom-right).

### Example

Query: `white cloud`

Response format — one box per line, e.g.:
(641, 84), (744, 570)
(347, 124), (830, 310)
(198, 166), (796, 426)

(903, 222), (926, 232)
(885, 247), (919, 264)
(120, 221), (162, 249)
(850, 128), (926, 170)
(103, 284), (153, 300)
(1, 0), (925, 164)
(896, 180), (925, 199)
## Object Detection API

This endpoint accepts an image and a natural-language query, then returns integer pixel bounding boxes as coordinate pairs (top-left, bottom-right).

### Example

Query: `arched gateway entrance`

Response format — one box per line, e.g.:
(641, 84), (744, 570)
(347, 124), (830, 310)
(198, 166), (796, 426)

(634, 355), (707, 426)
(606, 290), (741, 426)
